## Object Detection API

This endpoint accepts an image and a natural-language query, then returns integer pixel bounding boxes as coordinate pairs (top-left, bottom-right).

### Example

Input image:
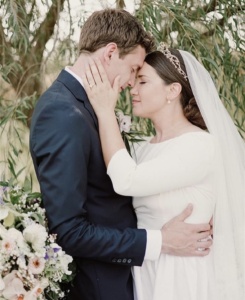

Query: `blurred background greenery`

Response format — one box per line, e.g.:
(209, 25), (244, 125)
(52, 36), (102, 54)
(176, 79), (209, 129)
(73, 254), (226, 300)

(0, 0), (244, 190)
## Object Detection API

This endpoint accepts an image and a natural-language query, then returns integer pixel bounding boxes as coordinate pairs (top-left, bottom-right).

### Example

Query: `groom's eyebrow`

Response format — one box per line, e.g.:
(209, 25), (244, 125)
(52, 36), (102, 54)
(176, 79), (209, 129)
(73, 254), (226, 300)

(137, 74), (148, 78)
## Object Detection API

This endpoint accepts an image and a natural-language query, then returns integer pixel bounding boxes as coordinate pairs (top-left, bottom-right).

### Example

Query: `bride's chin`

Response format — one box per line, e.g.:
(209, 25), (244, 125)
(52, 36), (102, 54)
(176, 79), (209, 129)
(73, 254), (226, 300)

(132, 109), (141, 118)
(133, 110), (149, 120)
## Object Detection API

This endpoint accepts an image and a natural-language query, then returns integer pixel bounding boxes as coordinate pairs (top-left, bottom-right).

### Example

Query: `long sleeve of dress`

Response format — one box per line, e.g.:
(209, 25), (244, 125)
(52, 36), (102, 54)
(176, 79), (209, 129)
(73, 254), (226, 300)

(107, 132), (217, 197)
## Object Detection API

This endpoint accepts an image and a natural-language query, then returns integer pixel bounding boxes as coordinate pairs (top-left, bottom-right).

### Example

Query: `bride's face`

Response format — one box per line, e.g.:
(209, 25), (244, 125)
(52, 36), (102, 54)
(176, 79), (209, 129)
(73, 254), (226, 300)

(130, 62), (171, 119)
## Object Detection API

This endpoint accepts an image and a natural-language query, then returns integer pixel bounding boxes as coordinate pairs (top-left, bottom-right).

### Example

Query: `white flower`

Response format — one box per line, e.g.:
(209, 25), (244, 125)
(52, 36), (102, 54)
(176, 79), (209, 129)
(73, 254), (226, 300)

(2, 277), (26, 300)
(28, 256), (45, 274)
(8, 228), (30, 255)
(13, 186), (21, 192)
(49, 234), (56, 243)
(0, 275), (5, 291)
(3, 211), (15, 227)
(0, 206), (9, 221)
(117, 111), (132, 133)
(2, 271), (18, 287)
(16, 255), (27, 269)
(57, 253), (73, 275)
(0, 223), (7, 238)
(23, 224), (48, 254)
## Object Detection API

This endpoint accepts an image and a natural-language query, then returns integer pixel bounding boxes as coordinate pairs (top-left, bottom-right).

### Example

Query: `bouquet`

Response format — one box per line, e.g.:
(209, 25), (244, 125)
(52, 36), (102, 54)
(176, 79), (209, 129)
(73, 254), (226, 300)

(0, 180), (75, 300)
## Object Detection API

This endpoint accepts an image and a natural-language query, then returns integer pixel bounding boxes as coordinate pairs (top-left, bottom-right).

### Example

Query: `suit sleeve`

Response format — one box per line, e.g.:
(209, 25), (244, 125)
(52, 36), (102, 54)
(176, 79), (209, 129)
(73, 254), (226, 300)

(30, 96), (146, 265)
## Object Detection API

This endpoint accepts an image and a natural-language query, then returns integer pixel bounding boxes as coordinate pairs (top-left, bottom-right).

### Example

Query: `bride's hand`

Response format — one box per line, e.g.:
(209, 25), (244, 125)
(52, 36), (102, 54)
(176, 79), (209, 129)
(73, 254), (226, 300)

(82, 58), (120, 116)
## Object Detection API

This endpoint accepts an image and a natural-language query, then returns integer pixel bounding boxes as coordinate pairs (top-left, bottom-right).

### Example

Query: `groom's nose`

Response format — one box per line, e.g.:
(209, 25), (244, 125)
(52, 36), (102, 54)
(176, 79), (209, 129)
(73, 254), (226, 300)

(128, 74), (136, 87)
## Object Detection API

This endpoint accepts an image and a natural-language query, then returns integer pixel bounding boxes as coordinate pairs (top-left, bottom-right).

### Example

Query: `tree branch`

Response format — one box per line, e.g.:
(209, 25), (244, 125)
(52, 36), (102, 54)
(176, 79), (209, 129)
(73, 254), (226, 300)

(32, 0), (66, 61)
(202, 0), (217, 14)
(26, 0), (36, 30)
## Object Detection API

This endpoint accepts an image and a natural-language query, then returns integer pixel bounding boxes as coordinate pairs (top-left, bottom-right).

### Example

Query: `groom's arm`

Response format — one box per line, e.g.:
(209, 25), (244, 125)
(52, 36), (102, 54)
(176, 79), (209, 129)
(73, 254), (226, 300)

(30, 92), (148, 266)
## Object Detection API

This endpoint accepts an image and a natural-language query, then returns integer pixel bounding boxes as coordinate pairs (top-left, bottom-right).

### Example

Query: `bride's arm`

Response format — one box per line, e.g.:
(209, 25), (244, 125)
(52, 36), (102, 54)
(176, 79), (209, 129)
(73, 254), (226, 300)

(82, 58), (126, 166)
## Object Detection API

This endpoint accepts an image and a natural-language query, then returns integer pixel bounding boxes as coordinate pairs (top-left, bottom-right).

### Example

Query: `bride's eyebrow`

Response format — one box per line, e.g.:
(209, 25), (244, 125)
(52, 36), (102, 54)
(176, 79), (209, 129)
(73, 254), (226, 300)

(137, 74), (148, 79)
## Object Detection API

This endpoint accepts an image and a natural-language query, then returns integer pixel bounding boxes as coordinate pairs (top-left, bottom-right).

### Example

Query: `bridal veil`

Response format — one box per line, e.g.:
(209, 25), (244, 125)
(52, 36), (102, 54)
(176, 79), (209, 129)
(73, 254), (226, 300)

(180, 50), (245, 299)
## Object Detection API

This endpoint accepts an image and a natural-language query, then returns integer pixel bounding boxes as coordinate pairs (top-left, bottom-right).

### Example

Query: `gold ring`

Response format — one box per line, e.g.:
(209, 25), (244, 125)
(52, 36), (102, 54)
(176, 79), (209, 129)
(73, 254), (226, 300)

(89, 84), (94, 89)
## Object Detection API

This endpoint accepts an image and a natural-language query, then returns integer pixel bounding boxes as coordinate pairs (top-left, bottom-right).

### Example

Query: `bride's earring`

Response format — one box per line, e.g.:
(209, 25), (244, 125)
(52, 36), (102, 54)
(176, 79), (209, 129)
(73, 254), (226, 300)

(167, 99), (171, 104)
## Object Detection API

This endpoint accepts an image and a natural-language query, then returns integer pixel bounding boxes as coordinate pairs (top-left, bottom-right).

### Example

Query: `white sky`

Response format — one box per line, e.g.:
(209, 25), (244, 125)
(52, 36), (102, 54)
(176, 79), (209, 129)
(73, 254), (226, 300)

(45, 0), (137, 52)
(79, 0), (135, 14)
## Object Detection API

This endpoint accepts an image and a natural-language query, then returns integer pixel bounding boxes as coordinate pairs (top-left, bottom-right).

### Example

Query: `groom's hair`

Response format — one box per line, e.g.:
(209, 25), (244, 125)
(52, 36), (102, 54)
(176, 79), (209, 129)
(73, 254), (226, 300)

(78, 9), (155, 57)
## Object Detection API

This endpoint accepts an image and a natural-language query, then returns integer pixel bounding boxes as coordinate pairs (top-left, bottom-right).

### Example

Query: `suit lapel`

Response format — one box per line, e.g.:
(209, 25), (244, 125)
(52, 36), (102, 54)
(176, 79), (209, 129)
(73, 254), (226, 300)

(56, 70), (98, 128)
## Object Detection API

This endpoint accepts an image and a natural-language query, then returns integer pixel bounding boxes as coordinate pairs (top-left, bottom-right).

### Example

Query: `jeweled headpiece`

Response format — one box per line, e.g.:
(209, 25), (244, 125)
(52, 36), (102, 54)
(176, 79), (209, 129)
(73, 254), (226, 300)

(157, 42), (188, 81)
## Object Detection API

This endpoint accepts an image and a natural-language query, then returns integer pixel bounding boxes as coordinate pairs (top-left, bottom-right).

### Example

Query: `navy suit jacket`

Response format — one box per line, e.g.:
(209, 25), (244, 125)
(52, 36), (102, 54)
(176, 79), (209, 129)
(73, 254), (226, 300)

(30, 70), (147, 300)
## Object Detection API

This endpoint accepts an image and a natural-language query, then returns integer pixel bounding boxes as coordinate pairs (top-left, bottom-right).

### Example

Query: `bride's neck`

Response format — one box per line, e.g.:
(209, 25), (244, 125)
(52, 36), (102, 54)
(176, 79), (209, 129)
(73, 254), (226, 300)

(151, 114), (192, 143)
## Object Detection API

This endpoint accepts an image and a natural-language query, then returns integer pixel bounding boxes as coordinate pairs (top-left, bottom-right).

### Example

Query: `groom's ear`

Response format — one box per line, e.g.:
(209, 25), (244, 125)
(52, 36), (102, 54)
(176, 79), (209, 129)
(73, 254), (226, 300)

(103, 43), (118, 65)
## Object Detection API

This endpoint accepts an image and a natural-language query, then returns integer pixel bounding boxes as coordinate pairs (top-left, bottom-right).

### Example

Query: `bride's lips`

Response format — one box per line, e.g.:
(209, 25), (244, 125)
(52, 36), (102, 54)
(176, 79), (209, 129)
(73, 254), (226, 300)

(132, 98), (140, 105)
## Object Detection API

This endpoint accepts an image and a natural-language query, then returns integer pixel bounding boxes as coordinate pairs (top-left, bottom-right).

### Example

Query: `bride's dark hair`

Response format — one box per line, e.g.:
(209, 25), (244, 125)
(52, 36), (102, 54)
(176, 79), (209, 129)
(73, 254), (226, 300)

(144, 50), (207, 130)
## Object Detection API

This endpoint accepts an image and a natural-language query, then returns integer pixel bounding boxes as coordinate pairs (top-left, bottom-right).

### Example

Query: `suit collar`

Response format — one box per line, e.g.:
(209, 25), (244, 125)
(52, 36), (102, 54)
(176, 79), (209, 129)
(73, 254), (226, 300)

(57, 70), (98, 128)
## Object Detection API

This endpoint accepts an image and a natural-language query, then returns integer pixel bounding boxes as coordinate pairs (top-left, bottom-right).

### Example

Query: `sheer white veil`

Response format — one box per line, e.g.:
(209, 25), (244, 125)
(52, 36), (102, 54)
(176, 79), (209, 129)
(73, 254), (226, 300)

(180, 50), (245, 299)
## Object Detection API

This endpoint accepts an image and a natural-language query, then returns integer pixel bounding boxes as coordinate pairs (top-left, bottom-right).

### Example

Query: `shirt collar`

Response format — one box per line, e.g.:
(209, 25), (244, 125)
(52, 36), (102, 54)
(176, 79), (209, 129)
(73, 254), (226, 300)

(65, 66), (84, 86)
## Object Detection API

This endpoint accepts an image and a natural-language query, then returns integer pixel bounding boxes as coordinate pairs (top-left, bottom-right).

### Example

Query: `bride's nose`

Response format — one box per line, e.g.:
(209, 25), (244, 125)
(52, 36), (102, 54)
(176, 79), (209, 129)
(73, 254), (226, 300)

(130, 85), (138, 96)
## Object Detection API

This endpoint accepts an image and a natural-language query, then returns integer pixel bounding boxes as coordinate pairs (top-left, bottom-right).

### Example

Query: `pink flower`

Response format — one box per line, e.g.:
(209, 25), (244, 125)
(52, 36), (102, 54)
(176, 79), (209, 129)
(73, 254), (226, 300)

(2, 277), (26, 300)
(24, 278), (49, 300)
(1, 237), (16, 254)
(28, 257), (45, 275)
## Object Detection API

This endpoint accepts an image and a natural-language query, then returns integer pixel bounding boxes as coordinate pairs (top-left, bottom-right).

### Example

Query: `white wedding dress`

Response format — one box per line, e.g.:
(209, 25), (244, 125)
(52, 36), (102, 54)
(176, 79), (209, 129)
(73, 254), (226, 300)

(106, 50), (244, 300)
(107, 131), (232, 300)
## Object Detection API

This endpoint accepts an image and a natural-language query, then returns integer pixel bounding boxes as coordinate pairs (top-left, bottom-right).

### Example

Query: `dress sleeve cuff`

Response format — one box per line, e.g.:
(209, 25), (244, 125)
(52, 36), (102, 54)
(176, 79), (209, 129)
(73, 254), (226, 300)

(144, 230), (162, 261)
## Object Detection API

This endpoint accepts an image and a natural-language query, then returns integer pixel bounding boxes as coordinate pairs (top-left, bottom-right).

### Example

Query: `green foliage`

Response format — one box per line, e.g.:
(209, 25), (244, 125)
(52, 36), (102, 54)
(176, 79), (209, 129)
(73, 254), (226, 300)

(133, 0), (245, 137)
(0, 0), (244, 186)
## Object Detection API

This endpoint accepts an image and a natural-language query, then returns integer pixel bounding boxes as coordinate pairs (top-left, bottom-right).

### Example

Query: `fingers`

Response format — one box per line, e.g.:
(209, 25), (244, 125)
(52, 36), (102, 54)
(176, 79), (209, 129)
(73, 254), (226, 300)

(195, 231), (211, 241)
(94, 58), (109, 83)
(196, 239), (213, 250)
(162, 237), (212, 257)
(209, 216), (214, 237)
(174, 204), (193, 222)
(82, 64), (95, 92)
(194, 238), (212, 256)
(82, 58), (103, 89)
(194, 248), (210, 256)
(88, 58), (103, 85)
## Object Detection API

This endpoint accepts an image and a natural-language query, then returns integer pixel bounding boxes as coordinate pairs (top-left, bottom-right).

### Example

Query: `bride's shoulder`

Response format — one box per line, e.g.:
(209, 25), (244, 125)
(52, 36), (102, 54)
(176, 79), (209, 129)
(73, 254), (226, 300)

(177, 130), (218, 153)
(180, 130), (217, 144)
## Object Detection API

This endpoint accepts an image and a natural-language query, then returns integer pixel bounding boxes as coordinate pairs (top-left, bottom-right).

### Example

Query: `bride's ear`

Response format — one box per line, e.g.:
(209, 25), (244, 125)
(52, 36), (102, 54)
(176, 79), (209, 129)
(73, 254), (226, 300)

(167, 82), (182, 100)
(103, 43), (118, 65)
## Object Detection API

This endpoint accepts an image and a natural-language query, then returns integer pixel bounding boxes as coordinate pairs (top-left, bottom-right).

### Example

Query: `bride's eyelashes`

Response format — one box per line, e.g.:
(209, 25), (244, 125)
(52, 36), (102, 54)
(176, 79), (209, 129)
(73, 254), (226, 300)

(139, 81), (146, 84)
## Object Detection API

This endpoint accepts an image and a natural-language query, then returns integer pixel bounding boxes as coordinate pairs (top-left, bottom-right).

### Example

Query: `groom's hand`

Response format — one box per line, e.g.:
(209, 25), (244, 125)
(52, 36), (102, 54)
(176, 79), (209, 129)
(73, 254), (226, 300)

(160, 204), (212, 256)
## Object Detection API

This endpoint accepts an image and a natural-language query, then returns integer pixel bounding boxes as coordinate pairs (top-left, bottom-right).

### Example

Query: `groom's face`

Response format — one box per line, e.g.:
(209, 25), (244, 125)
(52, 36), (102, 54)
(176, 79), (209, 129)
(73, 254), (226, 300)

(108, 45), (146, 91)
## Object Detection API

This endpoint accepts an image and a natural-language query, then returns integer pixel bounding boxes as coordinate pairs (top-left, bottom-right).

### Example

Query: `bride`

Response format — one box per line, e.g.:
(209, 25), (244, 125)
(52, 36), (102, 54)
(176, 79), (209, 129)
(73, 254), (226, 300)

(82, 44), (245, 299)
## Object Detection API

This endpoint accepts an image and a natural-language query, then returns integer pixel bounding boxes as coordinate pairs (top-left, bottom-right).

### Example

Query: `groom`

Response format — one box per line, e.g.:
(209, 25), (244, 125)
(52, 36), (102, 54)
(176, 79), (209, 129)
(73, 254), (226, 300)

(30, 9), (212, 300)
